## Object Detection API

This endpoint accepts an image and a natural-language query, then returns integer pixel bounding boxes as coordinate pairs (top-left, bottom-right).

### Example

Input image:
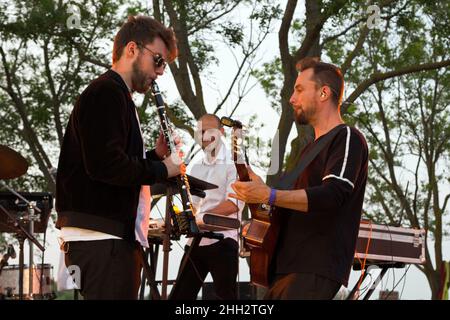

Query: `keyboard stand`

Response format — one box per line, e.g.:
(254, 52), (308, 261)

(347, 262), (405, 300)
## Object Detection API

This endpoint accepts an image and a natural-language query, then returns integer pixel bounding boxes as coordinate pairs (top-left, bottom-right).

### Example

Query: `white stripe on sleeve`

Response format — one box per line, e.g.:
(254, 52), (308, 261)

(322, 126), (354, 188)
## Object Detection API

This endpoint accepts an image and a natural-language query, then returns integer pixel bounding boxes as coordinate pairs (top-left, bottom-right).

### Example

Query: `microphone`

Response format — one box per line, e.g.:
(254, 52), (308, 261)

(220, 116), (243, 128)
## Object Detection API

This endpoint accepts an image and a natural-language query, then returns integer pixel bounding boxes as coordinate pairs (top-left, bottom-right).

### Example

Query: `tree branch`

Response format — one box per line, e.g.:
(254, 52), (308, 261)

(278, 0), (297, 74)
(343, 59), (450, 113)
(294, 0), (347, 61)
(43, 39), (64, 145)
(152, 0), (162, 22)
(188, 2), (240, 36)
(341, 25), (369, 75)
(0, 46), (56, 191)
(441, 194), (450, 213)
(321, 0), (404, 48)
(164, 0), (206, 120)
(214, 20), (270, 115)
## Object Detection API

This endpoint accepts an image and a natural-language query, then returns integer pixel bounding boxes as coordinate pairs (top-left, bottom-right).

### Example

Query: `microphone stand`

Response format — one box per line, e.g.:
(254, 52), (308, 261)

(0, 181), (45, 300)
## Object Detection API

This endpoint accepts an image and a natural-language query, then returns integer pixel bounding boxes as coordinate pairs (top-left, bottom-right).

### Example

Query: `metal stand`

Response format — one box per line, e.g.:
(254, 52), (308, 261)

(139, 188), (223, 300)
(0, 182), (45, 300)
(138, 187), (178, 300)
(139, 176), (218, 300)
(347, 262), (405, 300)
(17, 234), (25, 300)
(0, 205), (44, 299)
(139, 247), (161, 300)
(27, 203), (41, 297)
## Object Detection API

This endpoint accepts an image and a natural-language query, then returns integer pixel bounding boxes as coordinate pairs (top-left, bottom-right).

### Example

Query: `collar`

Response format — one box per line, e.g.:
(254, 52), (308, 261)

(107, 69), (132, 95)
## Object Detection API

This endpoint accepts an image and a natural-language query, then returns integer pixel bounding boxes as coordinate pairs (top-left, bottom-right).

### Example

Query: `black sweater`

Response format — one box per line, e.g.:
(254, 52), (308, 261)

(275, 125), (368, 286)
(55, 70), (167, 241)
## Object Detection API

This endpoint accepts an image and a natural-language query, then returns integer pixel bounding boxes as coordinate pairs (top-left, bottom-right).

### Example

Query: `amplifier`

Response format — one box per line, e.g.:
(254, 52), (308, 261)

(354, 221), (426, 266)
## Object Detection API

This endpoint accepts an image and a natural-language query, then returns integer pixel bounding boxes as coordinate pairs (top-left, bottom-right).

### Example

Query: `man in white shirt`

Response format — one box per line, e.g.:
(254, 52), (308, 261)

(170, 114), (244, 300)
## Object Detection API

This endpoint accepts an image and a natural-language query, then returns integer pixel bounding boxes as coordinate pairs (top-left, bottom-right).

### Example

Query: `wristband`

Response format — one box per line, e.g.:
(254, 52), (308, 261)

(268, 188), (277, 206)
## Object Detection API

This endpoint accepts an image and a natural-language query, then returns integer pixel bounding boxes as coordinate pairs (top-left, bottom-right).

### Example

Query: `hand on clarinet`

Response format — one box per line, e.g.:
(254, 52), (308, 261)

(163, 154), (184, 178)
(155, 131), (182, 159)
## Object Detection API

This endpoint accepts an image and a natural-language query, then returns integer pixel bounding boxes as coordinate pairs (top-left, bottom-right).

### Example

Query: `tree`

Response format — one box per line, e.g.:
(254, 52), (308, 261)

(350, 1), (450, 298)
(254, 0), (449, 299)
(0, 0), (280, 193)
(0, 0), (139, 192)
(254, 0), (450, 183)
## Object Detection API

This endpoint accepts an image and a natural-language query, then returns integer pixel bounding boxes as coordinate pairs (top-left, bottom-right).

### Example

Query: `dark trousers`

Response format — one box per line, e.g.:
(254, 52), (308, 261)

(264, 273), (341, 300)
(170, 238), (239, 300)
(64, 239), (141, 300)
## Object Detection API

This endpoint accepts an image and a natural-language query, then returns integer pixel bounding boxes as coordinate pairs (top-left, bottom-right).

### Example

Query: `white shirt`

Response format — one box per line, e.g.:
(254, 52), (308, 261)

(187, 140), (244, 246)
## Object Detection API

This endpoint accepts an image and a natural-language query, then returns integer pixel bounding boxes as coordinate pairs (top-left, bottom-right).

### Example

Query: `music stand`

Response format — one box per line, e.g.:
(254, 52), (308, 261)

(150, 174), (213, 199)
(140, 175), (219, 300)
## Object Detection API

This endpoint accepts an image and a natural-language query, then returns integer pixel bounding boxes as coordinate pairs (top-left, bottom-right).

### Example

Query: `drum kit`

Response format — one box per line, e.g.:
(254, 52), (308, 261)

(0, 145), (54, 300)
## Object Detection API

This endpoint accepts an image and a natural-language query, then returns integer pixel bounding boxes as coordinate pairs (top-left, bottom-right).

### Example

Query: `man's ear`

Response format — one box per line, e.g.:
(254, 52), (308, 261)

(124, 41), (138, 59)
(319, 86), (331, 101)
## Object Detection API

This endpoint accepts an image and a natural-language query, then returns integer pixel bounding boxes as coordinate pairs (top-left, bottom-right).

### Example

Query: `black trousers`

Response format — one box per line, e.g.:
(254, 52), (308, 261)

(170, 238), (239, 300)
(64, 239), (142, 300)
(264, 273), (341, 300)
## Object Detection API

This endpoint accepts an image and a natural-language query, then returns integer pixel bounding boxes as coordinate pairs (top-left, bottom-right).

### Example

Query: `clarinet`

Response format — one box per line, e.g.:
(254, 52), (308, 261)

(150, 81), (199, 235)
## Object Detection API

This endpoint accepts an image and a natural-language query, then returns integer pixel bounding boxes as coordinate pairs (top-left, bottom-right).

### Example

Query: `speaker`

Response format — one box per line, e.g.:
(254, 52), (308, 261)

(201, 281), (257, 300)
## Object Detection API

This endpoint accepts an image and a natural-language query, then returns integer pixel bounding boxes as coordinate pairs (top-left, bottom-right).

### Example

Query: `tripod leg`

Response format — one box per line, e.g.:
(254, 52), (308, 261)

(139, 249), (149, 300)
(347, 268), (370, 300)
(363, 267), (389, 300)
(169, 235), (202, 300)
(139, 247), (161, 300)
(18, 236), (25, 300)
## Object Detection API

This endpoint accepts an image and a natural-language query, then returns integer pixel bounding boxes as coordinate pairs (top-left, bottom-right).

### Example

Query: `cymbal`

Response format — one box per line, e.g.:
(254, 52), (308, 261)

(0, 145), (28, 179)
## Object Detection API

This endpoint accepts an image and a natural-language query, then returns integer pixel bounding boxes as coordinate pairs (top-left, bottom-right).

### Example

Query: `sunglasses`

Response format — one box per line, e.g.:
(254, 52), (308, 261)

(137, 44), (167, 69)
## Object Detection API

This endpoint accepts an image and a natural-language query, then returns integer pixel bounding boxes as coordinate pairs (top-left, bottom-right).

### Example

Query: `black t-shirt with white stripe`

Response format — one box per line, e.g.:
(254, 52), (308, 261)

(274, 124), (368, 287)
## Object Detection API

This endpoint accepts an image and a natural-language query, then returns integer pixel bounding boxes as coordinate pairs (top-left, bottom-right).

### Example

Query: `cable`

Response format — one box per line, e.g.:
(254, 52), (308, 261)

(382, 221), (396, 297)
(399, 264), (410, 299)
(383, 264), (411, 300)
(357, 273), (374, 297)
(354, 220), (373, 298)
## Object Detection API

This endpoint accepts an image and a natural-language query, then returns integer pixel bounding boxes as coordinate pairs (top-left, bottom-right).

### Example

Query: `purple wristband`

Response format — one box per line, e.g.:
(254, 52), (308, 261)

(268, 188), (277, 206)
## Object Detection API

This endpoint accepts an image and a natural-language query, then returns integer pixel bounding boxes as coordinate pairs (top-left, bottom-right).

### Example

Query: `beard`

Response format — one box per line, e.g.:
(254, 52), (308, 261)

(131, 56), (151, 93)
(294, 103), (316, 125)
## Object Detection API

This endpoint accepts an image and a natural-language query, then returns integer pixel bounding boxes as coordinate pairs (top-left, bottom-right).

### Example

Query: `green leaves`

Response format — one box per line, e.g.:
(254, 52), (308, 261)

(251, 57), (283, 114)
(217, 22), (244, 47)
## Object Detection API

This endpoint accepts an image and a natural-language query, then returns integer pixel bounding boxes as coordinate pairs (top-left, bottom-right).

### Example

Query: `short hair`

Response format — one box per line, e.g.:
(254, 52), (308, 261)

(112, 15), (178, 63)
(199, 114), (222, 128)
(296, 57), (344, 107)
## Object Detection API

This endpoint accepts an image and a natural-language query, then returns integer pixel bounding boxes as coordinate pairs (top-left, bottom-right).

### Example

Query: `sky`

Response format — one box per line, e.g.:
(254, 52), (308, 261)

(1, 1), (449, 300)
